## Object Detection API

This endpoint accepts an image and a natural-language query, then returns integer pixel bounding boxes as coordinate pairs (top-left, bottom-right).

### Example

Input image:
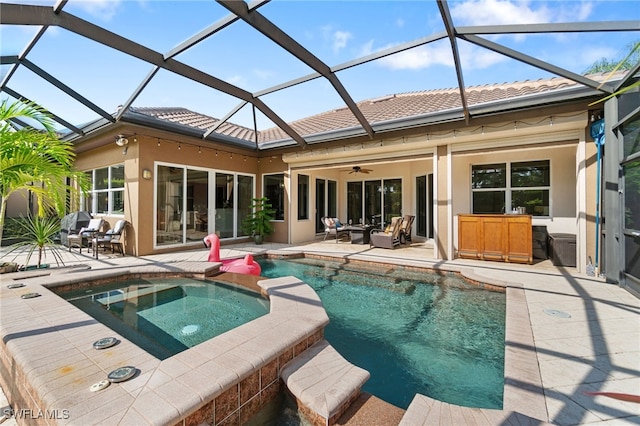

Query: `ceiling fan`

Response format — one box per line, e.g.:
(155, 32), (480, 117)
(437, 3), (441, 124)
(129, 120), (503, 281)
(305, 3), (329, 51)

(348, 166), (373, 174)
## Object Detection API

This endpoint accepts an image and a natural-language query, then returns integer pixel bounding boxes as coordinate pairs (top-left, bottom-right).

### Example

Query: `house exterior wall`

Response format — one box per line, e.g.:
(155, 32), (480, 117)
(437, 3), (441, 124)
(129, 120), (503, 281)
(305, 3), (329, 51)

(5, 189), (32, 218)
(43, 102), (596, 272)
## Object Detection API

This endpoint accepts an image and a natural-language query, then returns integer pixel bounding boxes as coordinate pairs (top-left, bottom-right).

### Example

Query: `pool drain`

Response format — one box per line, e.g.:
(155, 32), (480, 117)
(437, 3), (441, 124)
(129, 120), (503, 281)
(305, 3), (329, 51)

(107, 366), (137, 383)
(543, 308), (571, 318)
(93, 337), (118, 350)
(90, 379), (110, 392)
(181, 324), (200, 336)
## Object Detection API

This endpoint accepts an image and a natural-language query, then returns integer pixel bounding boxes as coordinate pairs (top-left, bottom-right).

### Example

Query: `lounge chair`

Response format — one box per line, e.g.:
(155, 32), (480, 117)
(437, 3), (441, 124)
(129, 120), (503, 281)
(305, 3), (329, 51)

(322, 216), (349, 243)
(399, 214), (415, 243)
(92, 220), (128, 256)
(369, 216), (402, 249)
(68, 218), (104, 252)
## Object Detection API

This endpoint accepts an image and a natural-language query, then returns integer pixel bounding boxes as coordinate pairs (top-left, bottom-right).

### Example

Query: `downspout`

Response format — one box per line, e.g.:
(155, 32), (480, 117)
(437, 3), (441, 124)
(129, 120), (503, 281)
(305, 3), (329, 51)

(590, 117), (605, 276)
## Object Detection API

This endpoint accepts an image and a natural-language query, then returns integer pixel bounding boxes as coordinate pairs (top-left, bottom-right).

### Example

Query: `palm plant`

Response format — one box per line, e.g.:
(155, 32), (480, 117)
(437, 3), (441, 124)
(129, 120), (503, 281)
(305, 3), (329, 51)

(5, 215), (65, 269)
(0, 99), (89, 245)
(587, 40), (640, 105)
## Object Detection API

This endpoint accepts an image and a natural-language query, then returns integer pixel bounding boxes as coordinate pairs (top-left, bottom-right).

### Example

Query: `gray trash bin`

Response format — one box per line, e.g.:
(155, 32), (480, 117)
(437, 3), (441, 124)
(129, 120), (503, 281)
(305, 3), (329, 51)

(532, 225), (548, 260)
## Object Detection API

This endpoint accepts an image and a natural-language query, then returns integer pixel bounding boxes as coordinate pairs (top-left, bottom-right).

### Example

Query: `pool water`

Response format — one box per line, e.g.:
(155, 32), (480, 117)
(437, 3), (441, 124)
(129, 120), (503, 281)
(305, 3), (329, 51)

(258, 258), (505, 409)
(61, 278), (269, 359)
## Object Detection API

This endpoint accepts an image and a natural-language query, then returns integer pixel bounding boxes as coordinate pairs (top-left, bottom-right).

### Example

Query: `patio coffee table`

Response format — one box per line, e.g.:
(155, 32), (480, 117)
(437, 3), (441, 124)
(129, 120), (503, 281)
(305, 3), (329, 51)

(345, 225), (372, 245)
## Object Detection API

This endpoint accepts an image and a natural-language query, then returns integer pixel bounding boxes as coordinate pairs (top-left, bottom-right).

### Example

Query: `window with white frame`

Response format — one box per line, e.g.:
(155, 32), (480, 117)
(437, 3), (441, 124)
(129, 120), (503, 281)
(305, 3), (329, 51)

(83, 164), (125, 215)
(472, 160), (550, 216)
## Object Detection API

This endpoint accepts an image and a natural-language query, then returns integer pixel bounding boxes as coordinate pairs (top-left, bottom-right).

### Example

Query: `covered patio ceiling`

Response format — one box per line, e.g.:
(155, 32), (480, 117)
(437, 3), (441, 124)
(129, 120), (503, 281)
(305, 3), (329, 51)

(1, 0), (638, 151)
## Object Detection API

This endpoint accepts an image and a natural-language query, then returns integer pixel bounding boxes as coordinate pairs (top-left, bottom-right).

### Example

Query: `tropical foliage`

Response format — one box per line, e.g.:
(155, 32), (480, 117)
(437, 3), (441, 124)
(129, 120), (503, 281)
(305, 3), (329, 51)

(0, 99), (88, 245)
(4, 215), (65, 268)
(583, 40), (640, 74)
(586, 40), (640, 105)
(242, 197), (276, 244)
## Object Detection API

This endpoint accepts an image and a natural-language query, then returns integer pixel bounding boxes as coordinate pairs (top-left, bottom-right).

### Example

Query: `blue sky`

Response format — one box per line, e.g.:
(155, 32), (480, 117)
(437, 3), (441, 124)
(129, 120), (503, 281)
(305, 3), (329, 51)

(1, 0), (638, 131)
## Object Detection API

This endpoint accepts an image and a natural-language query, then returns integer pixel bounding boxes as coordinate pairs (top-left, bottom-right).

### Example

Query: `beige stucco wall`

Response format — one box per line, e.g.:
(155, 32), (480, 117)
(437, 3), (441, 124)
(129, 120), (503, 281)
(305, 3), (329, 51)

(287, 158), (434, 245)
(436, 145), (449, 259)
(74, 133), (264, 255)
(451, 143), (578, 231)
(63, 105), (596, 268)
(5, 190), (31, 218)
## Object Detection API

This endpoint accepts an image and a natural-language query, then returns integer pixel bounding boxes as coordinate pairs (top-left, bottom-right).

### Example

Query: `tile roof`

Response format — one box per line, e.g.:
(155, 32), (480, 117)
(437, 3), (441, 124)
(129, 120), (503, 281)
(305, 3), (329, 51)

(131, 74), (606, 146)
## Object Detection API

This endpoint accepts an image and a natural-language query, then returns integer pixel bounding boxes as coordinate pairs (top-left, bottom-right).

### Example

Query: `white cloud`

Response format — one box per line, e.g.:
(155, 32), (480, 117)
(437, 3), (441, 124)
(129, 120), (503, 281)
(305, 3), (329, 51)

(72, 0), (122, 21)
(451, 0), (553, 26)
(553, 1), (594, 22)
(253, 69), (274, 81)
(375, 41), (505, 71)
(460, 44), (506, 69)
(379, 43), (454, 70)
(333, 30), (352, 53)
(226, 74), (246, 86)
(359, 39), (376, 57)
(320, 25), (353, 54)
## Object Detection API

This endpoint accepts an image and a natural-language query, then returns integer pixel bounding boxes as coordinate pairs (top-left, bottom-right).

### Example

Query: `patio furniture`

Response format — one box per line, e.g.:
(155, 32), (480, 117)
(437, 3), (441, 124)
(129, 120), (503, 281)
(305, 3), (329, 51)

(548, 233), (576, 267)
(60, 211), (91, 246)
(68, 218), (104, 253)
(322, 217), (350, 243)
(399, 215), (415, 243)
(91, 220), (128, 257)
(344, 225), (372, 245)
(457, 214), (533, 264)
(369, 216), (403, 249)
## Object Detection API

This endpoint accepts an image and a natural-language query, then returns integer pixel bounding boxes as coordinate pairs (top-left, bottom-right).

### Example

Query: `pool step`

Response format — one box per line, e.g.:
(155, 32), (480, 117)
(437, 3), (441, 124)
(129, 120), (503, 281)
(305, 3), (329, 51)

(281, 338), (370, 426)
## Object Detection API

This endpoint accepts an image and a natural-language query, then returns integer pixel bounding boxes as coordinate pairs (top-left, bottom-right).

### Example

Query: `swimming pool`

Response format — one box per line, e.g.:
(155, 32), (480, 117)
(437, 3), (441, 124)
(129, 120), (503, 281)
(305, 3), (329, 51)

(58, 277), (270, 359)
(258, 257), (506, 410)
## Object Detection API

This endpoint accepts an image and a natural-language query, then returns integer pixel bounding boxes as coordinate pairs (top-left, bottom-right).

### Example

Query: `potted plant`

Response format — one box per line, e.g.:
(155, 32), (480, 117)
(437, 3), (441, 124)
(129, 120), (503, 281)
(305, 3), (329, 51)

(242, 197), (276, 244)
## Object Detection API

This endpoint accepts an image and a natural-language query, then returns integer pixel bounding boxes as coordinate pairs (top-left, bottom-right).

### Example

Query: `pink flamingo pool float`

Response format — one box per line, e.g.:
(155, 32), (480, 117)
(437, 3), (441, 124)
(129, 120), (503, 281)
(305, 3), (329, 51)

(203, 233), (261, 276)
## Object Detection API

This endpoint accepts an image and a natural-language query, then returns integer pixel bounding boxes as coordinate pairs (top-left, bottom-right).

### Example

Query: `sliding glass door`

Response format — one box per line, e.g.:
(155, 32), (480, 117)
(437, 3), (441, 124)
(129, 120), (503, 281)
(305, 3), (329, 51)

(155, 163), (253, 246)
(315, 179), (337, 232)
(348, 178), (402, 227)
(416, 174), (434, 238)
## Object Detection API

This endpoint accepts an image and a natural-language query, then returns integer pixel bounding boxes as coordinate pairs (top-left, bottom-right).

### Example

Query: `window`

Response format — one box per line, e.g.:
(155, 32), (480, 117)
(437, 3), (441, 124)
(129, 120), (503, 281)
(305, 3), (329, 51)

(510, 160), (550, 216)
(83, 164), (124, 215)
(472, 163), (506, 214)
(472, 160), (550, 216)
(264, 174), (285, 220)
(622, 114), (640, 158)
(298, 174), (309, 220)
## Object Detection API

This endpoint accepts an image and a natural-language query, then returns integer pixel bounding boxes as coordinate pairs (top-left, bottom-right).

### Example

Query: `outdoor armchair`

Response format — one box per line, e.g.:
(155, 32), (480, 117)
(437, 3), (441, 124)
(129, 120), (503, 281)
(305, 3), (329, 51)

(369, 216), (403, 249)
(322, 217), (350, 243)
(68, 218), (104, 253)
(399, 214), (415, 243)
(92, 220), (128, 256)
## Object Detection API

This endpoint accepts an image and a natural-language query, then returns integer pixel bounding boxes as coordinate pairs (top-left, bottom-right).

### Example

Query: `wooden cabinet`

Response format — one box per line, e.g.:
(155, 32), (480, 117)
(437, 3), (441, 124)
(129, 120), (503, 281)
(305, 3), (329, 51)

(458, 214), (532, 264)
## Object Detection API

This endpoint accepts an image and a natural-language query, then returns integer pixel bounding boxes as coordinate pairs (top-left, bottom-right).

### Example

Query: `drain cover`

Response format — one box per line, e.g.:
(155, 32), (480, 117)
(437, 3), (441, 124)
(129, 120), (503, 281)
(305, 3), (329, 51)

(21, 293), (40, 299)
(107, 366), (137, 383)
(543, 308), (572, 318)
(89, 379), (111, 392)
(180, 324), (200, 335)
(7, 283), (25, 289)
(93, 337), (118, 350)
